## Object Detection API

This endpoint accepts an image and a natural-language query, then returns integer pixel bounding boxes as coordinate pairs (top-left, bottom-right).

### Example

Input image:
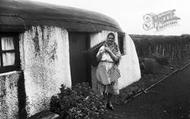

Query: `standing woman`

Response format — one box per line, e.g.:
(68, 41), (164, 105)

(96, 33), (121, 110)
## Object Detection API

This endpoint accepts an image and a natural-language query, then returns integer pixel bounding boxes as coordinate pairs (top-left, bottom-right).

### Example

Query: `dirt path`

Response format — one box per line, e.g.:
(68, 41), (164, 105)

(104, 64), (190, 119)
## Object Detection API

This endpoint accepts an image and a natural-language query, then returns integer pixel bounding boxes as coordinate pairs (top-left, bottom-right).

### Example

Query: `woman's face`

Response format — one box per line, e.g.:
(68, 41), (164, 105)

(107, 34), (115, 42)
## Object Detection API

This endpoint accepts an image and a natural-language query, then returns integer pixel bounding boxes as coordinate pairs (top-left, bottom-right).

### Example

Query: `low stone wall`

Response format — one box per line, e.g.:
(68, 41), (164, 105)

(0, 71), (22, 119)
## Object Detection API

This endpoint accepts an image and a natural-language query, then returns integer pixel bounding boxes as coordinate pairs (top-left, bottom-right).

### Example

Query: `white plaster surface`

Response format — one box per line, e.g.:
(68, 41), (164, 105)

(20, 26), (71, 117)
(5, 73), (20, 119)
(0, 72), (20, 119)
(118, 34), (141, 89)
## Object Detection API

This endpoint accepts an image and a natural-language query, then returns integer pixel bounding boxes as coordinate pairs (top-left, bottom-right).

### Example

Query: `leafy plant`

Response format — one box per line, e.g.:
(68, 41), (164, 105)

(50, 82), (107, 119)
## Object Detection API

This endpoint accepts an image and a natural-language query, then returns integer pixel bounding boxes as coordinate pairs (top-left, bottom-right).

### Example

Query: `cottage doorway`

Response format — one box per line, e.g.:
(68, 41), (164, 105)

(69, 32), (91, 86)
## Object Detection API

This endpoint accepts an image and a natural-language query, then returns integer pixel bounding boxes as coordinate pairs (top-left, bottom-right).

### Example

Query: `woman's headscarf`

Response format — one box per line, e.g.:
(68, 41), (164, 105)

(105, 33), (120, 56)
(105, 40), (119, 56)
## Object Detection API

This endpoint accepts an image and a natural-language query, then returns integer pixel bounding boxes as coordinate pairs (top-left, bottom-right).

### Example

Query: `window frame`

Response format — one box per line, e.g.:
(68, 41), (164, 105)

(0, 32), (20, 73)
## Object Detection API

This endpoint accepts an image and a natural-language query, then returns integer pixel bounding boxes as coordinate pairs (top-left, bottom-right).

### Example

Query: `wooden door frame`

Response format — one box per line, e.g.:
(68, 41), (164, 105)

(68, 32), (92, 86)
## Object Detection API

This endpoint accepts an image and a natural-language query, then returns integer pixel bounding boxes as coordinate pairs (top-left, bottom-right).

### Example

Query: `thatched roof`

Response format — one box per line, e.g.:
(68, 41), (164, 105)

(0, 0), (122, 32)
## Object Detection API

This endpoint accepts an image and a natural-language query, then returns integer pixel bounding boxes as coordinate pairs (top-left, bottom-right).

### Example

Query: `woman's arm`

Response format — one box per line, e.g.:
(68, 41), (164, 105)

(96, 46), (105, 61)
(105, 47), (121, 62)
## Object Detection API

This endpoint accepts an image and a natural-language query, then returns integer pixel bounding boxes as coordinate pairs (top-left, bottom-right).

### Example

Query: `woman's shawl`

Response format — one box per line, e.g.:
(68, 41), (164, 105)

(105, 40), (121, 64)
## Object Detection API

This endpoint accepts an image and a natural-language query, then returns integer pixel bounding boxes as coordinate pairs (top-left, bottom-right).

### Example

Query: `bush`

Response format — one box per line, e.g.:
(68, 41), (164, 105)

(50, 82), (107, 119)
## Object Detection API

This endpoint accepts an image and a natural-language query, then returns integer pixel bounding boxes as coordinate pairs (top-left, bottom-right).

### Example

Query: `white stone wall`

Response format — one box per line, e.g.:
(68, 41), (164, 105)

(0, 71), (20, 119)
(20, 26), (71, 117)
(118, 34), (141, 89)
(90, 31), (141, 92)
(0, 27), (140, 119)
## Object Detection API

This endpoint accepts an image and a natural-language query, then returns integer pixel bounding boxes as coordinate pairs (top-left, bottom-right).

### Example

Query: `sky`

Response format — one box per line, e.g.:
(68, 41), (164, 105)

(28, 0), (190, 36)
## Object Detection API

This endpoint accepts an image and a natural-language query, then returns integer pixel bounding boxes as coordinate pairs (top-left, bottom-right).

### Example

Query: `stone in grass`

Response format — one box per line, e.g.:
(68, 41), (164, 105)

(27, 110), (59, 119)
(152, 53), (169, 66)
(140, 57), (164, 74)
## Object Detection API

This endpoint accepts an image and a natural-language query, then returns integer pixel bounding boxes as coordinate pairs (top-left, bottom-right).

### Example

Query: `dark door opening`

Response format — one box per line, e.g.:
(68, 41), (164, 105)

(69, 32), (91, 86)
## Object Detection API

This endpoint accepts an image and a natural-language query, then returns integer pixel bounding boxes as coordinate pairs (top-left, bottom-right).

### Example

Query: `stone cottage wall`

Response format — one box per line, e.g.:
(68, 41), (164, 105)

(118, 35), (141, 89)
(0, 71), (21, 119)
(20, 26), (71, 117)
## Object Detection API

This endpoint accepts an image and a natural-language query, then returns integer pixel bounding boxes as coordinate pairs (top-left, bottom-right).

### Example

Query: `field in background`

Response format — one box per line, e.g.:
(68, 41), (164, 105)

(114, 34), (190, 104)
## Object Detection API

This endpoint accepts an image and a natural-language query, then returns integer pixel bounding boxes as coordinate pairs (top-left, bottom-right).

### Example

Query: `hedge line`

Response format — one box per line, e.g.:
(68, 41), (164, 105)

(130, 34), (190, 63)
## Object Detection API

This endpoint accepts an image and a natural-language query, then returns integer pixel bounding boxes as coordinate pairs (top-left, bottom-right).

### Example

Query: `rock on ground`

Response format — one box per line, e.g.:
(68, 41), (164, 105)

(27, 110), (59, 119)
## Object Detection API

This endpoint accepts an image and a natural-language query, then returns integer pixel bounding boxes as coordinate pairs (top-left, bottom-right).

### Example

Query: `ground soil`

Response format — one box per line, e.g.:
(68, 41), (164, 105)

(104, 63), (190, 119)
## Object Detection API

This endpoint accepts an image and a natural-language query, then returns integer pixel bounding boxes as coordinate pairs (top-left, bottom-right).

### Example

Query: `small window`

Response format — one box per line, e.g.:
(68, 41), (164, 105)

(0, 33), (20, 73)
(118, 33), (125, 55)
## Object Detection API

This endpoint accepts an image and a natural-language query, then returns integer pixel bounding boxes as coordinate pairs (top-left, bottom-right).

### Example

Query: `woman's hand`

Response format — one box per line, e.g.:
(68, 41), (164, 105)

(105, 47), (120, 62)
(104, 47), (112, 53)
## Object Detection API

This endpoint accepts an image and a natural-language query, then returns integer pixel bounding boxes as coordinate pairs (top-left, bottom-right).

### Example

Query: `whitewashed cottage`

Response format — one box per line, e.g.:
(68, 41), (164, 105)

(0, 0), (141, 118)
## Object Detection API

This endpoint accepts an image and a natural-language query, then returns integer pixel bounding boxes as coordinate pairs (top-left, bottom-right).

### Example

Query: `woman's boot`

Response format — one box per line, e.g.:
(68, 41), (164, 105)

(106, 93), (114, 110)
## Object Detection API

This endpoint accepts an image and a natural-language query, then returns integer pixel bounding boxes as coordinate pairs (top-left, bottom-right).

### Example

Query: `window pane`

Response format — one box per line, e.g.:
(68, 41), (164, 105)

(1, 37), (14, 50)
(2, 53), (15, 66)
